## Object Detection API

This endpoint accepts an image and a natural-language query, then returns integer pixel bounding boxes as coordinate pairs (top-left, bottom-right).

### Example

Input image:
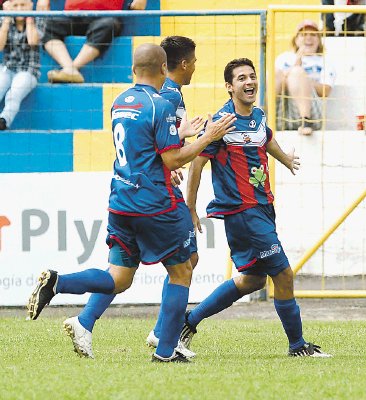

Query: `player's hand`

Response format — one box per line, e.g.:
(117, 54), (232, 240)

(286, 147), (300, 175)
(204, 113), (236, 142)
(171, 169), (183, 187)
(178, 112), (204, 140)
(129, 0), (147, 10)
(190, 209), (202, 234)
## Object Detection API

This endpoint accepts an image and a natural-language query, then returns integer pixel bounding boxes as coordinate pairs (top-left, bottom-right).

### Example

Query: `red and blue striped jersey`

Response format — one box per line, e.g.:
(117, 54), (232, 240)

(108, 84), (180, 216)
(160, 77), (186, 202)
(201, 99), (274, 218)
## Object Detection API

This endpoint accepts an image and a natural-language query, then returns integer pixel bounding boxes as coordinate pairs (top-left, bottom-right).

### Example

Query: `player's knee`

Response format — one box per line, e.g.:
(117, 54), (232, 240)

(272, 266), (294, 295)
(235, 275), (266, 296)
(167, 260), (192, 287)
(113, 279), (133, 294)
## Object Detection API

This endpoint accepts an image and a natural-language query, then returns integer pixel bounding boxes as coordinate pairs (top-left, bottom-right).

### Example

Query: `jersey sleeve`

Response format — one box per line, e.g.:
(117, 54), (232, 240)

(154, 99), (181, 154)
(197, 121), (222, 158)
(159, 88), (181, 112)
(266, 125), (273, 142)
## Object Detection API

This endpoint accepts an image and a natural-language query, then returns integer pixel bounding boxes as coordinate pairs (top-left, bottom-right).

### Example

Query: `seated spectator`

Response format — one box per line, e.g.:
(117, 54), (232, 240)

(42, 0), (147, 83)
(322, 0), (365, 36)
(0, 0), (45, 130)
(275, 20), (336, 135)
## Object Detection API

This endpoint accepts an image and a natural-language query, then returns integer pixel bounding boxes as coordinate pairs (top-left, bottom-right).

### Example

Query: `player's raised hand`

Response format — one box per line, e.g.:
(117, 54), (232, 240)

(287, 147), (300, 175)
(204, 113), (236, 142)
(170, 169), (184, 187)
(178, 112), (204, 140)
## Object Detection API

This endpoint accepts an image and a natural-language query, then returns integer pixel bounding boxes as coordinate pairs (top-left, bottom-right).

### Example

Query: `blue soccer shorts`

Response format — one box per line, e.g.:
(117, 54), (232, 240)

(107, 202), (195, 268)
(223, 204), (289, 277)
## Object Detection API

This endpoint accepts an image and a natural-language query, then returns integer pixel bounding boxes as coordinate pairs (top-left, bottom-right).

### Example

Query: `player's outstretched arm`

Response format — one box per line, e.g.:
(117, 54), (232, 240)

(266, 138), (300, 175)
(161, 113), (236, 171)
(186, 156), (209, 234)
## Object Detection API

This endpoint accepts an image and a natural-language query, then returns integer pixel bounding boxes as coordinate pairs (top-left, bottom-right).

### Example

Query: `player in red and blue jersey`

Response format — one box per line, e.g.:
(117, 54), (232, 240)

(179, 58), (331, 358)
(60, 37), (200, 359)
(27, 43), (236, 363)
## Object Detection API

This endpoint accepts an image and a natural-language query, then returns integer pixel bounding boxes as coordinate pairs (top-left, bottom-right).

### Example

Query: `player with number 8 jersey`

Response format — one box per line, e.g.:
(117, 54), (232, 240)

(109, 84), (180, 216)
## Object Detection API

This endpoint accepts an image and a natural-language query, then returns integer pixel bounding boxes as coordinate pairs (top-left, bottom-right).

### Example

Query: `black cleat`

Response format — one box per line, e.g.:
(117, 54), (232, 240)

(151, 351), (190, 363)
(0, 117), (7, 130)
(27, 270), (58, 320)
(179, 311), (197, 350)
(288, 342), (332, 358)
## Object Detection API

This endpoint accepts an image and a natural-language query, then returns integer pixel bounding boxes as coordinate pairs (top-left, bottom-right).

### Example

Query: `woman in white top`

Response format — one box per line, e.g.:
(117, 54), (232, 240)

(275, 20), (336, 135)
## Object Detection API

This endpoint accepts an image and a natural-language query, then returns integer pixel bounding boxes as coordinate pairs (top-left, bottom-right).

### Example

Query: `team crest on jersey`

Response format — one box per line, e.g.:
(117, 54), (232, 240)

(249, 120), (256, 128)
(124, 96), (134, 103)
(249, 165), (267, 188)
(241, 133), (252, 143)
(169, 124), (177, 135)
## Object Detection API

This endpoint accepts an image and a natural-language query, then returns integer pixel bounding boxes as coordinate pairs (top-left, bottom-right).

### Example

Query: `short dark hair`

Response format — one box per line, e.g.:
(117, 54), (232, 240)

(160, 36), (196, 71)
(224, 58), (256, 84)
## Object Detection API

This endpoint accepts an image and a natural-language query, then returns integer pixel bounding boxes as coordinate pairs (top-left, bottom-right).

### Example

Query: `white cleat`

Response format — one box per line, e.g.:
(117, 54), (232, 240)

(176, 340), (196, 359)
(63, 317), (94, 359)
(146, 330), (159, 348)
(146, 329), (196, 359)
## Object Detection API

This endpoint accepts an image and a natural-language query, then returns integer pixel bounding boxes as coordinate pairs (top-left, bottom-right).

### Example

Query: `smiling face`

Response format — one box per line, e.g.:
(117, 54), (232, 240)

(294, 27), (321, 55)
(225, 64), (258, 107)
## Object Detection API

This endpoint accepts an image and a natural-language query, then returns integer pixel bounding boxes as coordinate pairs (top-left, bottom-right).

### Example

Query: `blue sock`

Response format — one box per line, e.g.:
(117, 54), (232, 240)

(274, 298), (306, 349)
(56, 269), (115, 295)
(153, 275), (169, 338)
(156, 283), (189, 358)
(78, 292), (116, 332)
(188, 279), (241, 328)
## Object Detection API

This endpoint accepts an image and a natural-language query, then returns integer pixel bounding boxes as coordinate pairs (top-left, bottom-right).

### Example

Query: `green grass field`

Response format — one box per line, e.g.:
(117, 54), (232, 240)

(1, 316), (366, 400)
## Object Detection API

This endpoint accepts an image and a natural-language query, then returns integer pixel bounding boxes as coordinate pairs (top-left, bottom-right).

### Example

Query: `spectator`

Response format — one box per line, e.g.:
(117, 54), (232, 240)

(275, 20), (336, 135)
(42, 0), (147, 83)
(322, 0), (365, 36)
(0, 0), (44, 130)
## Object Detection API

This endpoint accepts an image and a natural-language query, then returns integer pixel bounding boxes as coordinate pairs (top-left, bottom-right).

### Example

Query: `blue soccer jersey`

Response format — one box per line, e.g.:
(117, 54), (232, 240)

(108, 84), (181, 216)
(160, 77), (186, 202)
(160, 77), (185, 128)
(200, 99), (275, 217)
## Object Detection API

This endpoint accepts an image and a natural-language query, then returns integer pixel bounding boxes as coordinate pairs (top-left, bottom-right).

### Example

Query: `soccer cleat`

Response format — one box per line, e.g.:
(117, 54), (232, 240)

(288, 342), (332, 358)
(176, 340), (196, 359)
(146, 329), (196, 358)
(146, 330), (159, 348)
(151, 350), (190, 363)
(63, 317), (94, 359)
(27, 270), (58, 320)
(179, 311), (197, 351)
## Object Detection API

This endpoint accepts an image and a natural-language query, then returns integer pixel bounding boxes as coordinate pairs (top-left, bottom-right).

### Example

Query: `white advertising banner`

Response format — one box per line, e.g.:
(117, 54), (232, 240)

(1, 131), (365, 305)
(0, 170), (238, 306)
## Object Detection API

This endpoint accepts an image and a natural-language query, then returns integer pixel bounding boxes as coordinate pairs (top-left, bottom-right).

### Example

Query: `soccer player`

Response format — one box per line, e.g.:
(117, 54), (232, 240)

(27, 43), (236, 363)
(60, 36), (201, 360)
(178, 58), (332, 358)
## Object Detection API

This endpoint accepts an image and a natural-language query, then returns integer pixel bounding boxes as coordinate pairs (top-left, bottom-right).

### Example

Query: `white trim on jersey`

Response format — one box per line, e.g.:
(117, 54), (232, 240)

(142, 87), (156, 129)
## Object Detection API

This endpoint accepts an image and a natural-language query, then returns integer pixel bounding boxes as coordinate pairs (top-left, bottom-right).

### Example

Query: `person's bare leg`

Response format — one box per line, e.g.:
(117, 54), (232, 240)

(45, 39), (84, 83)
(72, 44), (100, 70)
(45, 39), (74, 70)
(286, 66), (314, 135)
